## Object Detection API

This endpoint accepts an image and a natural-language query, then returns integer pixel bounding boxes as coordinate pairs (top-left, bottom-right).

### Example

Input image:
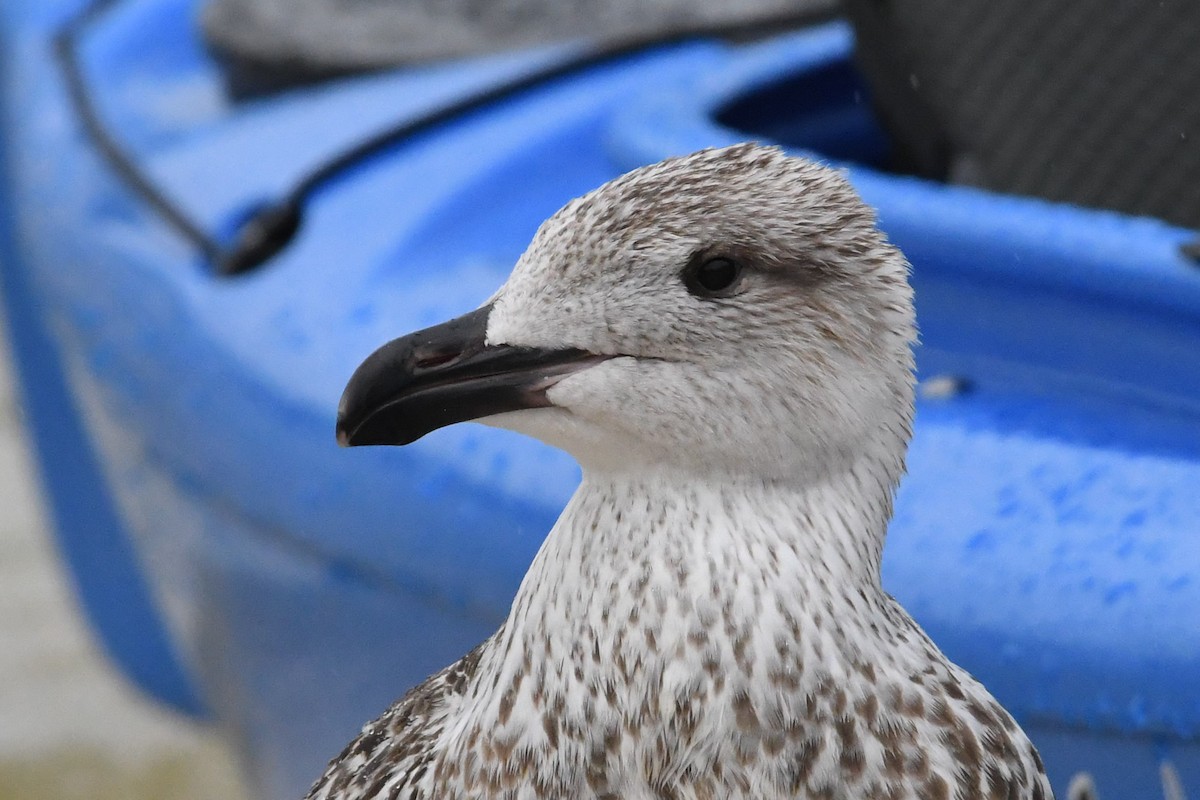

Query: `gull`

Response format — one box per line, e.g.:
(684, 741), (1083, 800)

(314, 143), (1054, 799)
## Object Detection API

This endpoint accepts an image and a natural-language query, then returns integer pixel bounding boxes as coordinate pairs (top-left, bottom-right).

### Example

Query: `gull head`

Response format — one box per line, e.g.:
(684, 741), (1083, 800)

(337, 144), (916, 484)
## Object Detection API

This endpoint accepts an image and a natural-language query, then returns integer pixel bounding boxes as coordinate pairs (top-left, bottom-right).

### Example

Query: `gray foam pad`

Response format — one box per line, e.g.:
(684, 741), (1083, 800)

(201, 0), (833, 96)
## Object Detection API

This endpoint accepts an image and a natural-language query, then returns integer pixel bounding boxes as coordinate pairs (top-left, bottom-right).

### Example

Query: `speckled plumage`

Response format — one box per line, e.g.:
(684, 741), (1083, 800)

(308, 144), (1054, 800)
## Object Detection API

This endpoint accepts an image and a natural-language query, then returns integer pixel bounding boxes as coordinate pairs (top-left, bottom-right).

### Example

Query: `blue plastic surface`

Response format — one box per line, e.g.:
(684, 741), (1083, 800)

(0, 0), (205, 715)
(0, 2), (1196, 798)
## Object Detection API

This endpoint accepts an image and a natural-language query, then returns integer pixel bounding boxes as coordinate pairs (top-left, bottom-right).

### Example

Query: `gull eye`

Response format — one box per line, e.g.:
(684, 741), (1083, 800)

(684, 256), (743, 298)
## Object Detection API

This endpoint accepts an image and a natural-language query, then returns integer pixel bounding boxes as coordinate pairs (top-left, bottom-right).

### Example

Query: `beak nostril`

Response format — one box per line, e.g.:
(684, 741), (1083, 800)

(413, 351), (461, 371)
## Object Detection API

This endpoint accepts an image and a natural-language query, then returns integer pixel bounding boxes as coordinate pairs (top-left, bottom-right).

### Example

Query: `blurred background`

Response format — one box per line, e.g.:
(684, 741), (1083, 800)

(0, 320), (247, 800)
(0, 1), (1197, 799)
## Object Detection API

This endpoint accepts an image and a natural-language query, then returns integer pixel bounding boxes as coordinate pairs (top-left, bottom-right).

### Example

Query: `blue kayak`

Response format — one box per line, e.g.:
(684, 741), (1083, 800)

(0, 2), (1197, 798)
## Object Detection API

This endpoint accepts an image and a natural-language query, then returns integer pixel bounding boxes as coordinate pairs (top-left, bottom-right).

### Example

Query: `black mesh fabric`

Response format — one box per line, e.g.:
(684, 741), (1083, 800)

(201, 0), (837, 97)
(844, 0), (1200, 229)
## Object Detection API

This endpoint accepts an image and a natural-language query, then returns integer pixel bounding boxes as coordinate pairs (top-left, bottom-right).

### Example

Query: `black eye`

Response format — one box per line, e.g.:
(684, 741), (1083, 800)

(684, 256), (743, 298)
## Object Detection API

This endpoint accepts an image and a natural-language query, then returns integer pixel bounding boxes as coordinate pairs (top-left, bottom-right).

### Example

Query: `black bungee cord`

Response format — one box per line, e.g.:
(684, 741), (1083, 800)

(54, 1), (838, 276)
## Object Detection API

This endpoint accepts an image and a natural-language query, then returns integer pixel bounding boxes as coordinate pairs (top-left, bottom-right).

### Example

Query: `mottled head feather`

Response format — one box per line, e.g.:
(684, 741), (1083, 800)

(487, 143), (916, 483)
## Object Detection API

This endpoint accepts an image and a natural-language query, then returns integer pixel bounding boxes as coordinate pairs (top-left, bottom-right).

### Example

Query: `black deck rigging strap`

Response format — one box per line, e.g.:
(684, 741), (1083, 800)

(54, 0), (223, 263)
(54, 0), (838, 275)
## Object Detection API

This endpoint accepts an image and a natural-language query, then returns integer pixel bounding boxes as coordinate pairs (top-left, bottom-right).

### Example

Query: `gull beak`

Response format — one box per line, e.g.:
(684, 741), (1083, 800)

(336, 304), (606, 447)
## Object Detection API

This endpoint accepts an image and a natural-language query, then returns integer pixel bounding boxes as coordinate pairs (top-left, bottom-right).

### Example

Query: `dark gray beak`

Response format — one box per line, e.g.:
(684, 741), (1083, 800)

(336, 304), (604, 446)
